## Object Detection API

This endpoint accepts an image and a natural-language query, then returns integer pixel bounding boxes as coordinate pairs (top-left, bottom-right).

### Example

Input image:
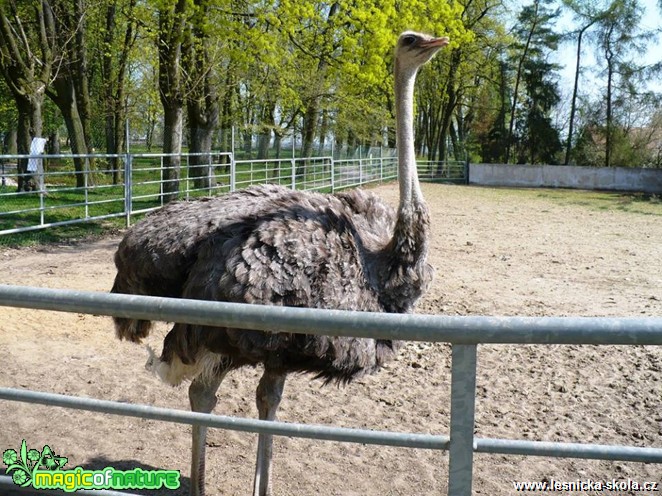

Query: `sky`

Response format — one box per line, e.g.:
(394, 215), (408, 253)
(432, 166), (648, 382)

(512, 0), (662, 96)
(556, 0), (661, 87)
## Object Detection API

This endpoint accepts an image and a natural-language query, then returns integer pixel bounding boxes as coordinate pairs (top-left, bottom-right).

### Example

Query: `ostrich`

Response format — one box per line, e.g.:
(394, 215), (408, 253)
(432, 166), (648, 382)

(111, 31), (448, 496)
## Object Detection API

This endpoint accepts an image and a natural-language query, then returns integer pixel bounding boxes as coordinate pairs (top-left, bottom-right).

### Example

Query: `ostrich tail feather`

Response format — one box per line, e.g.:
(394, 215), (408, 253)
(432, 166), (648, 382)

(145, 345), (187, 386)
(145, 345), (230, 386)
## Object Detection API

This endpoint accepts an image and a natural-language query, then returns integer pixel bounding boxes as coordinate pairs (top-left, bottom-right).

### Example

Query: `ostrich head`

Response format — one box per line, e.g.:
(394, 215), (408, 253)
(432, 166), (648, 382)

(392, 30), (449, 209)
(395, 31), (449, 73)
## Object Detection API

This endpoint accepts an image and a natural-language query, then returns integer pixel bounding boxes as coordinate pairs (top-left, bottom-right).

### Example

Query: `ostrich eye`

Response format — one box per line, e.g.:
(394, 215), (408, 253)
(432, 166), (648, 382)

(401, 35), (417, 47)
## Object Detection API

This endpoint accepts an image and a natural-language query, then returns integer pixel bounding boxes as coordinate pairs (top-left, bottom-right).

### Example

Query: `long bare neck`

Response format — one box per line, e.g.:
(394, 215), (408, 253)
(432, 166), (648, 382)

(395, 64), (423, 208)
(375, 61), (432, 314)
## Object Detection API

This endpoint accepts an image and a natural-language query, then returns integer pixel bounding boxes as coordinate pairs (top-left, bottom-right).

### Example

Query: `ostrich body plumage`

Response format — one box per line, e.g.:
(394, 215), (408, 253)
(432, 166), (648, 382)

(111, 31), (448, 496)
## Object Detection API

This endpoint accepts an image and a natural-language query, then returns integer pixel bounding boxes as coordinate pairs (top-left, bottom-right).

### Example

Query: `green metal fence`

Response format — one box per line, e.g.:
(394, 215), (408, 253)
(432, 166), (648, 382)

(0, 285), (660, 495)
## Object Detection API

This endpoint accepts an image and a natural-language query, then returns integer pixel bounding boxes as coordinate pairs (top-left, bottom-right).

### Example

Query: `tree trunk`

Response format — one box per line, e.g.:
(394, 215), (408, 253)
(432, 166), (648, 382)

(604, 30), (615, 169)
(102, 0), (136, 185)
(257, 131), (271, 160)
(15, 95), (43, 191)
(436, 50), (461, 175)
(257, 103), (274, 160)
(506, 3), (539, 164)
(0, 0), (53, 191)
(188, 123), (215, 190)
(317, 109), (329, 156)
(565, 25), (590, 165)
(162, 105), (183, 201)
(105, 114), (118, 181)
(301, 98), (318, 160)
(183, 0), (219, 191)
(46, 130), (60, 171)
(48, 77), (90, 188)
(158, 0), (188, 202)
(299, 1), (339, 168)
(72, 0), (92, 150)
(274, 132), (283, 160)
(4, 129), (17, 154)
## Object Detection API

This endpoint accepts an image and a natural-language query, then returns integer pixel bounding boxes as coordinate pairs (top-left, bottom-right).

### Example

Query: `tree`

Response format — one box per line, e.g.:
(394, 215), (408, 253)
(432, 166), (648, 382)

(157, 0), (189, 201)
(505, 0), (560, 163)
(46, 0), (96, 187)
(0, 77), (18, 154)
(415, 0), (502, 170)
(183, 0), (219, 190)
(0, 0), (55, 191)
(100, 0), (140, 183)
(561, 0), (604, 165)
(516, 57), (562, 163)
(594, 0), (646, 167)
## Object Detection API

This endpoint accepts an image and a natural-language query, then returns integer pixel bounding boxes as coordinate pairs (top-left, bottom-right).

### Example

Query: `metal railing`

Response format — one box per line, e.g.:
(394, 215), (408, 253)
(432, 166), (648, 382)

(0, 152), (465, 236)
(417, 160), (469, 182)
(0, 284), (660, 495)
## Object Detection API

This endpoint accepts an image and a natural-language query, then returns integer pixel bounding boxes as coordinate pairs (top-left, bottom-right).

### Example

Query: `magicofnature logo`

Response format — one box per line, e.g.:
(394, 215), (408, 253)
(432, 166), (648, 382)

(3, 440), (180, 492)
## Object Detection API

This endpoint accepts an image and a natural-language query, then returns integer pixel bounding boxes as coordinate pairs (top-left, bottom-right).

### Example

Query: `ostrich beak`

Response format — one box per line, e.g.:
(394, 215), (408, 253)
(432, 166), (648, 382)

(420, 37), (450, 49)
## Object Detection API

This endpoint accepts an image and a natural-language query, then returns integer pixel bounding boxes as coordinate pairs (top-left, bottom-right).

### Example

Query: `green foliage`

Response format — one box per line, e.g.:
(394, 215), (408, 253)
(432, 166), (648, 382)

(0, 0), (659, 166)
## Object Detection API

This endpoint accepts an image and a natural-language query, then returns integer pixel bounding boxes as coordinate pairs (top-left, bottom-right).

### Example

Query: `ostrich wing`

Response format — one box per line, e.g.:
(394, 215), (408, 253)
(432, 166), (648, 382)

(158, 196), (399, 385)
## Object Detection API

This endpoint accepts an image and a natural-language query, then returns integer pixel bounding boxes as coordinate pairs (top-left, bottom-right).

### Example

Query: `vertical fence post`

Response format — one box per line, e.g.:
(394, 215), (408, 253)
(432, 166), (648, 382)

(331, 156), (335, 193)
(291, 130), (297, 190)
(359, 158), (363, 186)
(448, 344), (478, 496)
(230, 152), (236, 193)
(208, 152), (213, 195)
(124, 153), (133, 227)
(230, 127), (236, 192)
(185, 154), (190, 201)
(464, 158), (470, 185)
(84, 157), (89, 219)
(124, 120), (131, 226)
(39, 177), (45, 226)
(159, 156), (164, 207)
(331, 140), (335, 193)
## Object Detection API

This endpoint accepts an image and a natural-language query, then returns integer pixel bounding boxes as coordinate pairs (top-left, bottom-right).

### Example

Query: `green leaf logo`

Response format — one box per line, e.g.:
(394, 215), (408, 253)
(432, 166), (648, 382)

(2, 449), (17, 466)
(12, 468), (29, 486)
(3, 440), (69, 488)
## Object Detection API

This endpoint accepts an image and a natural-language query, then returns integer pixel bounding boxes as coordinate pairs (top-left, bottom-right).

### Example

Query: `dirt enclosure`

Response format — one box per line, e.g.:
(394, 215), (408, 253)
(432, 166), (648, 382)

(1, 183), (661, 495)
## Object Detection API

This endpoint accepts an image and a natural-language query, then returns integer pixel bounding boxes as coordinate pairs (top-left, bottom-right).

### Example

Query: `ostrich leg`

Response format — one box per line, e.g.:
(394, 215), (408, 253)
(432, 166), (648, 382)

(189, 371), (227, 496)
(253, 369), (286, 496)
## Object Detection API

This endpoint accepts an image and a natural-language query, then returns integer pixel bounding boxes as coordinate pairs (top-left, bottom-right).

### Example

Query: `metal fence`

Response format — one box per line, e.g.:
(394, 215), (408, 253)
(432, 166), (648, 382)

(0, 284), (661, 495)
(0, 152), (465, 236)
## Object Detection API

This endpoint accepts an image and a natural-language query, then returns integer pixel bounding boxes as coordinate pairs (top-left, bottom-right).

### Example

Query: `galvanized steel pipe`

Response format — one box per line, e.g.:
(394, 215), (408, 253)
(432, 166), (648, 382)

(0, 284), (661, 345)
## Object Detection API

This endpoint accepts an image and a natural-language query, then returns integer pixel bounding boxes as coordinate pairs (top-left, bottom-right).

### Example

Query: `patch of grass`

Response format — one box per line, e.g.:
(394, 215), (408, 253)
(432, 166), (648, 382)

(530, 188), (662, 215)
(0, 220), (124, 248)
(0, 158), (339, 248)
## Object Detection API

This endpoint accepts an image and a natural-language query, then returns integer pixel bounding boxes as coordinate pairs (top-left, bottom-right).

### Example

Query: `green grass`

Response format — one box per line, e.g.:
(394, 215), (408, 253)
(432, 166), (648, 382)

(0, 159), (340, 247)
(532, 189), (662, 216)
(5, 159), (655, 248)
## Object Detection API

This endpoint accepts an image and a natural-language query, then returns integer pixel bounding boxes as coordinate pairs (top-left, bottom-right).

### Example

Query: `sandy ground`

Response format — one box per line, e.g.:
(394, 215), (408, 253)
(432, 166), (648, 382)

(0, 183), (661, 495)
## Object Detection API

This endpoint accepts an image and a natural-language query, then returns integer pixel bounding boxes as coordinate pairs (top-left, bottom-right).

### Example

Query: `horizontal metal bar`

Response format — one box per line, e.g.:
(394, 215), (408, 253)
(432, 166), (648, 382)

(0, 213), (126, 236)
(2, 387), (659, 464)
(130, 152), (231, 159)
(0, 285), (661, 345)
(0, 153), (124, 160)
(475, 437), (662, 463)
(236, 157), (332, 165)
(0, 387), (448, 450)
(0, 476), (141, 496)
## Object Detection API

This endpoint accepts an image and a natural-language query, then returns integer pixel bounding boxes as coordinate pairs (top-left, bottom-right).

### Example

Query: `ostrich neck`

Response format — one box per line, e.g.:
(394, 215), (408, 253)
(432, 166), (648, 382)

(395, 65), (422, 206)
(375, 63), (432, 314)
